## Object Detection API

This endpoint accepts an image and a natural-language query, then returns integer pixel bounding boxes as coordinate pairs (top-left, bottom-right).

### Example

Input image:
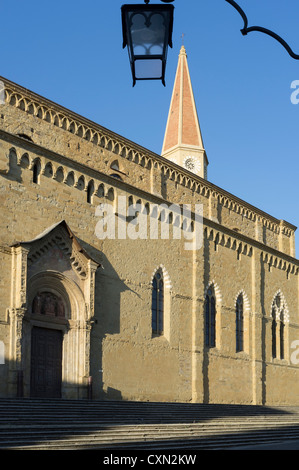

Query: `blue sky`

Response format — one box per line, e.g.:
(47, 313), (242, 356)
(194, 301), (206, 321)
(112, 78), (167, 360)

(2, 0), (299, 255)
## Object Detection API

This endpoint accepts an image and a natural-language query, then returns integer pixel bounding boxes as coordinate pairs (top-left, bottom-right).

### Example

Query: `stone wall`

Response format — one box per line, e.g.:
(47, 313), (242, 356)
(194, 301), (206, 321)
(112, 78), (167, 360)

(0, 77), (298, 403)
(0, 76), (296, 257)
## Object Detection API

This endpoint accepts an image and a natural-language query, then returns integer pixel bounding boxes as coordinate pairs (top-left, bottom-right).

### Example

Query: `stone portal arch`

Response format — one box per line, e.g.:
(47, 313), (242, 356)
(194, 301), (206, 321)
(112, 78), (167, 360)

(26, 271), (90, 399)
(8, 221), (99, 399)
(28, 271), (84, 321)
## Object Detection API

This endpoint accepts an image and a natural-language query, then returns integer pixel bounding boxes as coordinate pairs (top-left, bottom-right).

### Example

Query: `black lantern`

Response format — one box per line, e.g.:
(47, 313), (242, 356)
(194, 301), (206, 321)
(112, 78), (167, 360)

(121, 0), (175, 86)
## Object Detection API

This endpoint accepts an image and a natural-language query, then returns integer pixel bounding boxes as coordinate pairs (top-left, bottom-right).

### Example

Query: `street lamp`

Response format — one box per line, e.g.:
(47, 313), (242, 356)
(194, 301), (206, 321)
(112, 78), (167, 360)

(121, 0), (175, 86)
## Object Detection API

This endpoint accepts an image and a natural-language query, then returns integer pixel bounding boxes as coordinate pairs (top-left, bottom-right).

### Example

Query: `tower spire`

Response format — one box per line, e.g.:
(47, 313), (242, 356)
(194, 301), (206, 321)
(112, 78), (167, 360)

(161, 45), (208, 179)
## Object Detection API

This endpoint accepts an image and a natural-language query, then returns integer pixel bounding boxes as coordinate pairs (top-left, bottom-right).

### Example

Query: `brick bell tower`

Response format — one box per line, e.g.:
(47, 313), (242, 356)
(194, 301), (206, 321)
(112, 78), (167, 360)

(161, 45), (208, 180)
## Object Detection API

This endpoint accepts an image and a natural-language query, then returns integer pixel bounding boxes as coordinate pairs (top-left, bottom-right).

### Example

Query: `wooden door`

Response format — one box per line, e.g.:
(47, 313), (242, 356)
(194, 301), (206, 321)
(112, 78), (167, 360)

(30, 327), (63, 398)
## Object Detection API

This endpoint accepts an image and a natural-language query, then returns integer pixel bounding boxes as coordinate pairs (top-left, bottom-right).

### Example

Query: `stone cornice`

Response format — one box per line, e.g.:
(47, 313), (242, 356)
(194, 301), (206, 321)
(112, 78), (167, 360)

(1, 130), (299, 266)
(0, 245), (11, 255)
(0, 128), (170, 203)
(205, 218), (299, 269)
(0, 75), (297, 234)
(2, 128), (298, 267)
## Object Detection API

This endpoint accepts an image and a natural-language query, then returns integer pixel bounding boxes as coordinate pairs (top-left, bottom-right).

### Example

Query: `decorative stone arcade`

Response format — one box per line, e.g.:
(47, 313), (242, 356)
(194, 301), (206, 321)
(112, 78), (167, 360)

(8, 221), (99, 399)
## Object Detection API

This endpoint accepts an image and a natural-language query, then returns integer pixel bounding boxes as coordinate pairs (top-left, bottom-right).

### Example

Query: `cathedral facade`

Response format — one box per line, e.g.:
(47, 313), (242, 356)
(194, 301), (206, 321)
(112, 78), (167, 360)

(0, 46), (298, 405)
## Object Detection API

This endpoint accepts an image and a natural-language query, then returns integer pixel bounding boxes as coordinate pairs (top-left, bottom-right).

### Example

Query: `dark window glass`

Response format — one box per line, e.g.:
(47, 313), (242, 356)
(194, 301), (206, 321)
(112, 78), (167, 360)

(33, 161), (40, 184)
(236, 295), (244, 352)
(205, 296), (210, 347)
(87, 183), (94, 204)
(280, 309), (285, 360)
(272, 307), (277, 359)
(158, 280), (164, 333)
(151, 278), (157, 332)
(205, 288), (216, 348)
(152, 272), (163, 335)
(280, 321), (284, 360)
(211, 296), (216, 348)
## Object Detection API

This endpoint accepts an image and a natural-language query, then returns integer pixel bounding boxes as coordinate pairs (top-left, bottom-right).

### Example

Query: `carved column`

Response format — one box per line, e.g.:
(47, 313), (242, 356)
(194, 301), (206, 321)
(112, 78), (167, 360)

(209, 191), (219, 224)
(10, 246), (29, 310)
(79, 260), (98, 398)
(81, 319), (94, 399)
(85, 260), (98, 321)
(8, 308), (26, 396)
(8, 246), (29, 396)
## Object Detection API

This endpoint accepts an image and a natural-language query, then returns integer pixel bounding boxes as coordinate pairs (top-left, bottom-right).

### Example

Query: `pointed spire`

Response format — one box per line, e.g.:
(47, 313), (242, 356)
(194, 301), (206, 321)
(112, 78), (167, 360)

(161, 45), (208, 179)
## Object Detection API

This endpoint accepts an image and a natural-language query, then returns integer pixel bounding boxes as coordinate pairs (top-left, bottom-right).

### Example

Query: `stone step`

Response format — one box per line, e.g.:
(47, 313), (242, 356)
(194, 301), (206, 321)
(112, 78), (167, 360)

(1, 408), (298, 417)
(4, 427), (299, 450)
(1, 423), (299, 447)
(0, 399), (297, 411)
(1, 416), (299, 423)
(108, 432), (299, 451)
(1, 421), (299, 436)
(0, 404), (297, 411)
(1, 419), (299, 430)
(0, 410), (299, 423)
(1, 399), (299, 450)
(2, 419), (299, 429)
(7, 403), (296, 412)
(1, 410), (298, 421)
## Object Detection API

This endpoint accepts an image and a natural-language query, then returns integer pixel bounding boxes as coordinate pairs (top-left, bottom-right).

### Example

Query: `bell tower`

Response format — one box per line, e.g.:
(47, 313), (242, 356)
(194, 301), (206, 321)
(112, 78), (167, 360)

(161, 45), (208, 179)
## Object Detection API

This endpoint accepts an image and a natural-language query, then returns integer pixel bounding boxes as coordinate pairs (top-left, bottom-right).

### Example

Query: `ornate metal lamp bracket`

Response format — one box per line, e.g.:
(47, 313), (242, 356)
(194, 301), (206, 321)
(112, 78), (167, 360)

(226, 0), (299, 60)
(144, 0), (175, 3)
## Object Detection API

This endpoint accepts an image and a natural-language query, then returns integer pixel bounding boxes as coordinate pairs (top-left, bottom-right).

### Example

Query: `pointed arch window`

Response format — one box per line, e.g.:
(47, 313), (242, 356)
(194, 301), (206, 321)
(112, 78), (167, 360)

(205, 287), (216, 347)
(272, 294), (286, 360)
(272, 306), (277, 359)
(236, 294), (244, 352)
(280, 311), (285, 360)
(87, 181), (94, 204)
(152, 270), (164, 335)
(32, 160), (41, 184)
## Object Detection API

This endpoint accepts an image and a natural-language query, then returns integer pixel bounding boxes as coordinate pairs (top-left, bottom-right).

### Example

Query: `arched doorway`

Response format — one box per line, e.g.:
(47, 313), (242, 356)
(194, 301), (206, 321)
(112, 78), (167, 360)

(29, 290), (68, 398)
(30, 326), (63, 398)
(9, 221), (99, 399)
(26, 271), (90, 399)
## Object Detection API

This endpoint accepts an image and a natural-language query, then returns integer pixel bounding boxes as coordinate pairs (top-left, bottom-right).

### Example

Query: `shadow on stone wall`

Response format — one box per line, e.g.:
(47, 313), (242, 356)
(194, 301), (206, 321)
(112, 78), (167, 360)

(76, 241), (132, 400)
(203, 231), (211, 403)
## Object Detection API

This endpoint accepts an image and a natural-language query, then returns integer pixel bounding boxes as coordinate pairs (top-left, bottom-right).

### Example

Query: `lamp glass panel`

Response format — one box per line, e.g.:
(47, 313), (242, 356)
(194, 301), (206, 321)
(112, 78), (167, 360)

(130, 11), (169, 56)
(135, 59), (163, 79)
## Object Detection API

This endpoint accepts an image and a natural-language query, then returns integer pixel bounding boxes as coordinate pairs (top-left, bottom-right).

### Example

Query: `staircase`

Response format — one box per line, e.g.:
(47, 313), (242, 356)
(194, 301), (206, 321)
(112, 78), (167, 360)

(1, 398), (299, 450)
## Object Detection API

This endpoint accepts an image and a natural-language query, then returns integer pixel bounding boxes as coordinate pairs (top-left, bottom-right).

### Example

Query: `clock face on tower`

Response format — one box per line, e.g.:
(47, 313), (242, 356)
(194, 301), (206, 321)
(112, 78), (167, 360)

(183, 156), (201, 174)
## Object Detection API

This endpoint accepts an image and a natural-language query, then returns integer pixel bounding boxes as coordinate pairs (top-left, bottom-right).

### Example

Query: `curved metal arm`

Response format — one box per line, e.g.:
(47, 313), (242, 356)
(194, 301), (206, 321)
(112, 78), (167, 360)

(144, 0), (174, 3)
(226, 0), (299, 60)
